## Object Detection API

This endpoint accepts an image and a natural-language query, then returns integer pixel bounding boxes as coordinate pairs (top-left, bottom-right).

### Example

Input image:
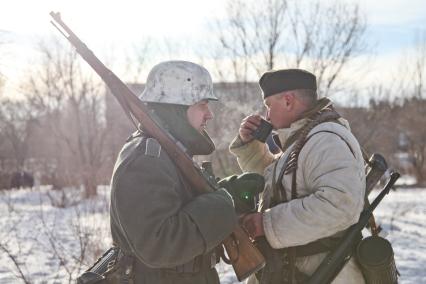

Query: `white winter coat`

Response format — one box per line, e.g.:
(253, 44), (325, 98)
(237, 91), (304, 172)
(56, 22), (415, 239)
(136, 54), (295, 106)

(230, 115), (366, 284)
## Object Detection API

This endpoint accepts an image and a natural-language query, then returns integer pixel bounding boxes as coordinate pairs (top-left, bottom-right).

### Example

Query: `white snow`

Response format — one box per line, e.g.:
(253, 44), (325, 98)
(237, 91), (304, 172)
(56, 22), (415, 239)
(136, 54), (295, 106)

(0, 184), (425, 283)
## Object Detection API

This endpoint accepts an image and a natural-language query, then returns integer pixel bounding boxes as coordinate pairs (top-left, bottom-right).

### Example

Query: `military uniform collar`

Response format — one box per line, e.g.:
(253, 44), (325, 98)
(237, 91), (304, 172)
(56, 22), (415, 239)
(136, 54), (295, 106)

(274, 97), (333, 152)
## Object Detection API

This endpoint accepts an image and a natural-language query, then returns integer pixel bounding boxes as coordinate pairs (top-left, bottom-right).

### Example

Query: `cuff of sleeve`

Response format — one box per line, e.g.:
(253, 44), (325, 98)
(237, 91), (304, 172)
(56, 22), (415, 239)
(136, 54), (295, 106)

(262, 209), (283, 249)
(182, 190), (237, 252)
(229, 135), (250, 149)
(229, 135), (265, 157)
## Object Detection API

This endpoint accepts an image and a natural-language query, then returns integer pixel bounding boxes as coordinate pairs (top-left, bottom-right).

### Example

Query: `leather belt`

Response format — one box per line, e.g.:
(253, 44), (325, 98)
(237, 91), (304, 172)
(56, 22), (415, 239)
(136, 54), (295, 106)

(167, 251), (217, 274)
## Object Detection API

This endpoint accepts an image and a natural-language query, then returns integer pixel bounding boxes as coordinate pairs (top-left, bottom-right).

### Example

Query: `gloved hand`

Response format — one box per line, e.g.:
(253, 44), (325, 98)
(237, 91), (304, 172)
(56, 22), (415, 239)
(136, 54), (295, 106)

(214, 187), (235, 207)
(217, 172), (265, 213)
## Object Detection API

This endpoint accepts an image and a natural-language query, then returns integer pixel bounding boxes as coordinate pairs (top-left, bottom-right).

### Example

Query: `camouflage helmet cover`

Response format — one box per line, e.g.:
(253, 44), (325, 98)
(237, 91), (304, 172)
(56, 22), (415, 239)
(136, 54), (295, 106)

(140, 60), (218, 105)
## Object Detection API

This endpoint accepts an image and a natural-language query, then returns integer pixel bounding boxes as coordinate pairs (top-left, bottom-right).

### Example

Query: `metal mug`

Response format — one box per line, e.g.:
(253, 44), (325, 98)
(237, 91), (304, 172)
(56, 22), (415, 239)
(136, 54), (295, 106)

(252, 119), (273, 143)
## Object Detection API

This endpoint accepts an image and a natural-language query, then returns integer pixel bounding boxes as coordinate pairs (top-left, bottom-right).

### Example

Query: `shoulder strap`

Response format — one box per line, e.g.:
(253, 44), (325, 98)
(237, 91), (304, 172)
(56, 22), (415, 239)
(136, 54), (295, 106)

(277, 109), (342, 198)
(269, 154), (288, 206)
(273, 109), (343, 201)
(284, 109), (341, 176)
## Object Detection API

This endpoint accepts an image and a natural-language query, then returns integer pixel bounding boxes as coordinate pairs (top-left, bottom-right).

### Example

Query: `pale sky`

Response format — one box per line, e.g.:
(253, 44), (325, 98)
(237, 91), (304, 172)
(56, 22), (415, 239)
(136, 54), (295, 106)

(0, 0), (228, 90)
(0, 0), (227, 37)
(0, 0), (425, 99)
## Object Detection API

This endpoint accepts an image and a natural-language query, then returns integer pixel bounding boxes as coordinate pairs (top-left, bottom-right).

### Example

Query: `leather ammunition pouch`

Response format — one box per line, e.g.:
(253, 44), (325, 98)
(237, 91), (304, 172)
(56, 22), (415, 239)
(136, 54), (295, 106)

(129, 249), (218, 278)
(79, 248), (217, 284)
(162, 250), (218, 274)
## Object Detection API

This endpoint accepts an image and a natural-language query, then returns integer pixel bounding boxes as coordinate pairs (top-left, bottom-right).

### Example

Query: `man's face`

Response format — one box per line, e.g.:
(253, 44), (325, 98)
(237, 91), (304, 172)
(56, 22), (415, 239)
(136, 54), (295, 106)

(187, 100), (214, 132)
(264, 93), (294, 129)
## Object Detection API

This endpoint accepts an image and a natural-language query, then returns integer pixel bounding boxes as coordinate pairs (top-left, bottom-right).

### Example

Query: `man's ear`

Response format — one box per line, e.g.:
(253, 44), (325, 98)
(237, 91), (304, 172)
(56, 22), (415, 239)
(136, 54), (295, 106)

(282, 92), (294, 109)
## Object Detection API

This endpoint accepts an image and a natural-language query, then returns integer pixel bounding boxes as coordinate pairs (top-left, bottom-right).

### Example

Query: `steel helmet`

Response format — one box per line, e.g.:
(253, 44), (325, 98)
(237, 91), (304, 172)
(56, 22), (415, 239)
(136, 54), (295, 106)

(139, 61), (218, 105)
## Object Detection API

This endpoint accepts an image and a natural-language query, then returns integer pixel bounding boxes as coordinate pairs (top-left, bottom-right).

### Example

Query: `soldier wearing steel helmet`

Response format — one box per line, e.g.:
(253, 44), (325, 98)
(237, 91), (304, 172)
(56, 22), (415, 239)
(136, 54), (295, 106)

(109, 61), (237, 284)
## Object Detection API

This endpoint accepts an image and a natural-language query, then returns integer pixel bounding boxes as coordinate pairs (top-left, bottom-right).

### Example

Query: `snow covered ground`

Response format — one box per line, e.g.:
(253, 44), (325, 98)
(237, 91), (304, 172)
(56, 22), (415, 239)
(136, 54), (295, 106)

(0, 184), (425, 283)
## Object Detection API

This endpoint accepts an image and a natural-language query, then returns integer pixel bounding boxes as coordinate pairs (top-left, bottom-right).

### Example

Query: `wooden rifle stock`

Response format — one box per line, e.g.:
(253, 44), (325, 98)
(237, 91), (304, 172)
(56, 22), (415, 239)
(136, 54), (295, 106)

(49, 12), (265, 281)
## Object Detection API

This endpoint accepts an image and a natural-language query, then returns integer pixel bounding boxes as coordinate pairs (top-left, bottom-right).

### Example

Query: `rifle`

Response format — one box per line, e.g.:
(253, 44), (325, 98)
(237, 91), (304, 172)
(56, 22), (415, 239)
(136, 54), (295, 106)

(306, 171), (400, 284)
(49, 12), (265, 281)
(77, 247), (120, 284)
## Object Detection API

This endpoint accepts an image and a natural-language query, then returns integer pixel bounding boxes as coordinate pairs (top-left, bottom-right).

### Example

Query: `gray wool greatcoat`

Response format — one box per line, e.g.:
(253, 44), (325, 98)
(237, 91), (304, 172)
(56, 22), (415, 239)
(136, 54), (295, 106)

(110, 133), (237, 284)
(230, 111), (366, 284)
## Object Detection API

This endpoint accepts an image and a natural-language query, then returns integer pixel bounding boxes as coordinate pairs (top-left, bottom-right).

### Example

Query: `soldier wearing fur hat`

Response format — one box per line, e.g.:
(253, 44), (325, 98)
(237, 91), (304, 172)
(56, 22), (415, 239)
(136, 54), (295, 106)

(230, 69), (366, 283)
(109, 61), (237, 284)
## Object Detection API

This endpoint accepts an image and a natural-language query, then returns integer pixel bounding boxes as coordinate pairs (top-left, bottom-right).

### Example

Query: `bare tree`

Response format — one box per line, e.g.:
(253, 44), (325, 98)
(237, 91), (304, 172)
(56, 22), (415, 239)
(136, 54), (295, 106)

(214, 0), (366, 97)
(291, 1), (366, 96)
(0, 192), (31, 283)
(205, 0), (368, 176)
(22, 38), (108, 197)
(397, 99), (426, 185)
(124, 38), (152, 83)
(0, 98), (40, 171)
(213, 0), (287, 82)
(343, 34), (426, 185)
(0, 186), (111, 283)
(0, 72), (5, 95)
(393, 34), (426, 185)
(0, 30), (7, 90)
